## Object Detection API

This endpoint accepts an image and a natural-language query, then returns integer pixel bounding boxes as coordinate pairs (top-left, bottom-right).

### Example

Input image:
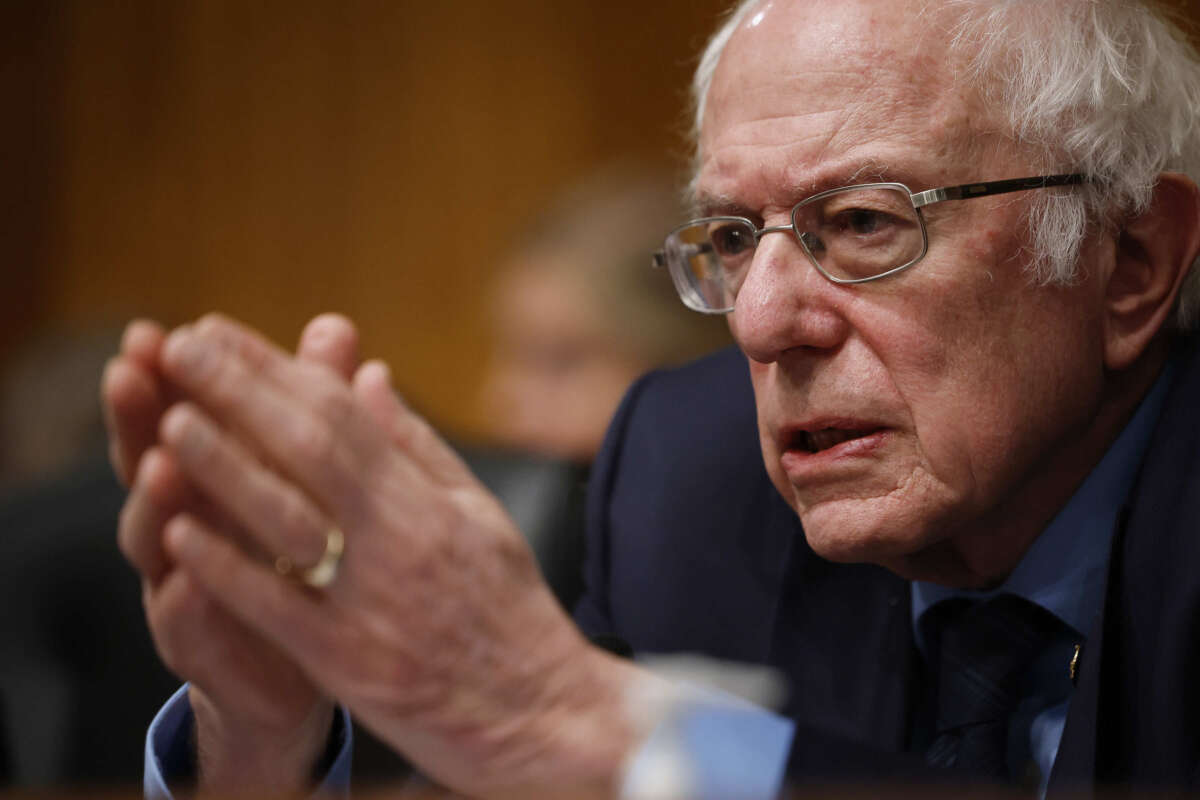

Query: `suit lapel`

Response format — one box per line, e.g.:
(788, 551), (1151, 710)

(766, 508), (916, 752)
(1046, 522), (1113, 794)
(1051, 335), (1200, 792)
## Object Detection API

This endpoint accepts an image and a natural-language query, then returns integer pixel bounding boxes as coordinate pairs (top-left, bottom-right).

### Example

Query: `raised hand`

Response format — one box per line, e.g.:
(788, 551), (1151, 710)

(149, 314), (643, 798)
(103, 314), (361, 794)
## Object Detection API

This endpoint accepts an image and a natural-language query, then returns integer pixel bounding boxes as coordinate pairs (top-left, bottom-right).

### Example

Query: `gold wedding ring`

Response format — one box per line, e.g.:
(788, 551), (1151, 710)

(275, 527), (345, 589)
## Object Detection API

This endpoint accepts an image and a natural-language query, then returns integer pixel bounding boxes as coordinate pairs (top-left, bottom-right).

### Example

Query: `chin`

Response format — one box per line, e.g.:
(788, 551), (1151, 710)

(800, 513), (918, 566)
(795, 495), (948, 571)
(799, 501), (999, 587)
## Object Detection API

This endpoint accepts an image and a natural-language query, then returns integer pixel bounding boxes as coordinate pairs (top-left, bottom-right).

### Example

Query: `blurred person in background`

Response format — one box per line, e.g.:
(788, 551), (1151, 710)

(479, 165), (730, 463)
(470, 165), (731, 629)
(0, 329), (119, 495)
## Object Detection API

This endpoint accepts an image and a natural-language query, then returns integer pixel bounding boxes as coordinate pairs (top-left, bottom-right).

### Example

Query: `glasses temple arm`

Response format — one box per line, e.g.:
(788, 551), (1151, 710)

(911, 173), (1087, 208)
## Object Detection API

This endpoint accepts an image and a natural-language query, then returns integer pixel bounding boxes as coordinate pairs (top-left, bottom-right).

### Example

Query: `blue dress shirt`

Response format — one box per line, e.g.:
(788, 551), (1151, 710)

(144, 685), (352, 800)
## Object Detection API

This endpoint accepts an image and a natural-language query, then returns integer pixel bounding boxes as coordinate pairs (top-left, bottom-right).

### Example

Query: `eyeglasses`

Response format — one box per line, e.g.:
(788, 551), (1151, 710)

(653, 173), (1086, 314)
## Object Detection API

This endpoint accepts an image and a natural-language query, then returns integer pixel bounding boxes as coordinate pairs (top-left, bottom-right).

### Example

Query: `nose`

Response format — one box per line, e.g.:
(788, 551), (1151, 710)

(730, 229), (850, 363)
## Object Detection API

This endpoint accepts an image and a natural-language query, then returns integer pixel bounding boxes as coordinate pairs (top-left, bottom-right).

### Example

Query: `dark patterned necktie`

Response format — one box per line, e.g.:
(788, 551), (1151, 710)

(924, 594), (1069, 780)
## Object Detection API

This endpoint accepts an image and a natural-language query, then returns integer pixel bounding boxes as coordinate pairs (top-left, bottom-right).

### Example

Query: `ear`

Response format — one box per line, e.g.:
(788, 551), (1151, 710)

(1103, 172), (1200, 370)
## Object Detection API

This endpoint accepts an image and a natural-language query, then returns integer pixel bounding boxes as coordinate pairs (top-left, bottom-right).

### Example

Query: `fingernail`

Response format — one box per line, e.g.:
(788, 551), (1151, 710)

(366, 360), (402, 402)
(159, 403), (208, 459)
(376, 360), (393, 387)
(162, 327), (204, 372)
(163, 515), (198, 559)
(160, 402), (186, 441)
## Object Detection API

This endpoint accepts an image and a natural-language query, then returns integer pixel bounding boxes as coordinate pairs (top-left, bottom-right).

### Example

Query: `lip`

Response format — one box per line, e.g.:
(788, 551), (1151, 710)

(776, 421), (892, 480)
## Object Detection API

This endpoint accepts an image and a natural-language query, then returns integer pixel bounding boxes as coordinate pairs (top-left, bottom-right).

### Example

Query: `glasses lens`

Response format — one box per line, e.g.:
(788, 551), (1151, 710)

(792, 186), (925, 281)
(664, 218), (755, 312)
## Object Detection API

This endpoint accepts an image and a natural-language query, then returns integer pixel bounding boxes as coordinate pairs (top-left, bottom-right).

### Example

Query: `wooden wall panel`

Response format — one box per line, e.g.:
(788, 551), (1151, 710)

(0, 2), (57, 366)
(22, 0), (730, 439)
(10, 0), (1199, 438)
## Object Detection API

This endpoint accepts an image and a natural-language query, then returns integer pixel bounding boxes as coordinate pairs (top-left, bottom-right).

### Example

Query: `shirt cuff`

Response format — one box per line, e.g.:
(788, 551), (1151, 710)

(620, 683), (794, 800)
(144, 684), (353, 799)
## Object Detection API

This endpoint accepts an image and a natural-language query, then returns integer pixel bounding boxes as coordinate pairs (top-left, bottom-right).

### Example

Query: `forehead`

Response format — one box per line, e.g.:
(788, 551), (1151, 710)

(698, 0), (992, 209)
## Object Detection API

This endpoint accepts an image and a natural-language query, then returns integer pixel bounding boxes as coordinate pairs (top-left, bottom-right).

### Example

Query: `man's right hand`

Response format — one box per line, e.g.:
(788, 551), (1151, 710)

(103, 315), (360, 796)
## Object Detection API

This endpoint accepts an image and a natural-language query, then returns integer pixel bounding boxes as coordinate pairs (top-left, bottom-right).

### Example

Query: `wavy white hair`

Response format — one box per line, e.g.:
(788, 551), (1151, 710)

(691, 0), (1200, 329)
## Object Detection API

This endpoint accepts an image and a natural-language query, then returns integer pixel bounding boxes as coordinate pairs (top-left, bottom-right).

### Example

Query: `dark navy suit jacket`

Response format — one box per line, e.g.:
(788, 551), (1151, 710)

(574, 337), (1200, 792)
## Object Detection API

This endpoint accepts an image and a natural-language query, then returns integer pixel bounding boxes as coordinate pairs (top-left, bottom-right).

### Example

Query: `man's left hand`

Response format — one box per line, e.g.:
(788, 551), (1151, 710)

(152, 314), (642, 798)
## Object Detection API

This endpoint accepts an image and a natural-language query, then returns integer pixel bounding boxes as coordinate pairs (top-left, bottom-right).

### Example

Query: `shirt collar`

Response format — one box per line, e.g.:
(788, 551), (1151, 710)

(912, 360), (1176, 640)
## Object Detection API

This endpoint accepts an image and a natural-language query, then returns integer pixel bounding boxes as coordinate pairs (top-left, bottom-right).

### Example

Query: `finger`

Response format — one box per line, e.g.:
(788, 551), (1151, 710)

(160, 324), (405, 525)
(353, 359), (475, 489)
(102, 355), (167, 487)
(192, 312), (357, 392)
(120, 447), (191, 584)
(296, 313), (360, 381)
(120, 445), (252, 584)
(159, 402), (333, 571)
(163, 512), (339, 679)
(121, 318), (167, 371)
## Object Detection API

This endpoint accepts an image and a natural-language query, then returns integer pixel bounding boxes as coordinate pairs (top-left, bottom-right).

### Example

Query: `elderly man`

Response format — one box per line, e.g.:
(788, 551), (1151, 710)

(104, 0), (1200, 796)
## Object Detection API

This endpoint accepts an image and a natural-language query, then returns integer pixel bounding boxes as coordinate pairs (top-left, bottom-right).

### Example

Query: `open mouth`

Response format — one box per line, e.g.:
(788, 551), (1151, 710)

(791, 427), (884, 454)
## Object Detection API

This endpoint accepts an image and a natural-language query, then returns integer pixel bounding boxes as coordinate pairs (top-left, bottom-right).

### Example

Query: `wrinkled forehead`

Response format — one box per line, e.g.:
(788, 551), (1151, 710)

(697, 0), (992, 207)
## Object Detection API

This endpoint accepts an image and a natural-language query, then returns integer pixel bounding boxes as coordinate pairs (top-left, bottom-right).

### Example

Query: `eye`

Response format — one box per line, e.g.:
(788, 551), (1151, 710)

(807, 189), (915, 241)
(828, 207), (902, 238)
(842, 208), (887, 235)
(709, 223), (755, 257)
(792, 186), (924, 281)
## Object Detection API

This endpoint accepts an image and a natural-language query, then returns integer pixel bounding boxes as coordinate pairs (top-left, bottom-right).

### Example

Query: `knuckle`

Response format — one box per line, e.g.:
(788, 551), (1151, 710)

(196, 314), (282, 380)
(167, 331), (240, 411)
(161, 404), (220, 471)
(120, 469), (175, 579)
(116, 501), (143, 565)
(387, 414), (418, 452)
(286, 414), (337, 466)
(146, 574), (208, 676)
(162, 512), (190, 547)
(158, 402), (193, 443)
(204, 359), (245, 412)
(198, 313), (255, 363)
(193, 312), (229, 336)
(108, 440), (130, 487)
(210, 534), (247, 581)
(311, 380), (354, 428)
(274, 486), (321, 550)
(146, 472), (191, 520)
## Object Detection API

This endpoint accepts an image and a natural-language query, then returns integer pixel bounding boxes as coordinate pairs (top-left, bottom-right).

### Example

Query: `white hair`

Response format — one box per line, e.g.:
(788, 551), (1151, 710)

(691, 0), (1200, 329)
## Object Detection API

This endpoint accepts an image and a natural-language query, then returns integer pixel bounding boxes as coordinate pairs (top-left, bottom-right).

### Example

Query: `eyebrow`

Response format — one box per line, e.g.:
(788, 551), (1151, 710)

(692, 192), (751, 218)
(692, 160), (893, 218)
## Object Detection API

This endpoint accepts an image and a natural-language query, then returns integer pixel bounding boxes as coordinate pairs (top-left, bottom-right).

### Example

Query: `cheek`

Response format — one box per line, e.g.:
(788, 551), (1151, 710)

(888, 282), (1101, 505)
(849, 255), (1047, 489)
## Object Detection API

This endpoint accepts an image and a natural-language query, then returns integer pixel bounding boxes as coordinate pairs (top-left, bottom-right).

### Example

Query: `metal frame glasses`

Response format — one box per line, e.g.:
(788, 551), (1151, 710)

(653, 173), (1086, 314)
